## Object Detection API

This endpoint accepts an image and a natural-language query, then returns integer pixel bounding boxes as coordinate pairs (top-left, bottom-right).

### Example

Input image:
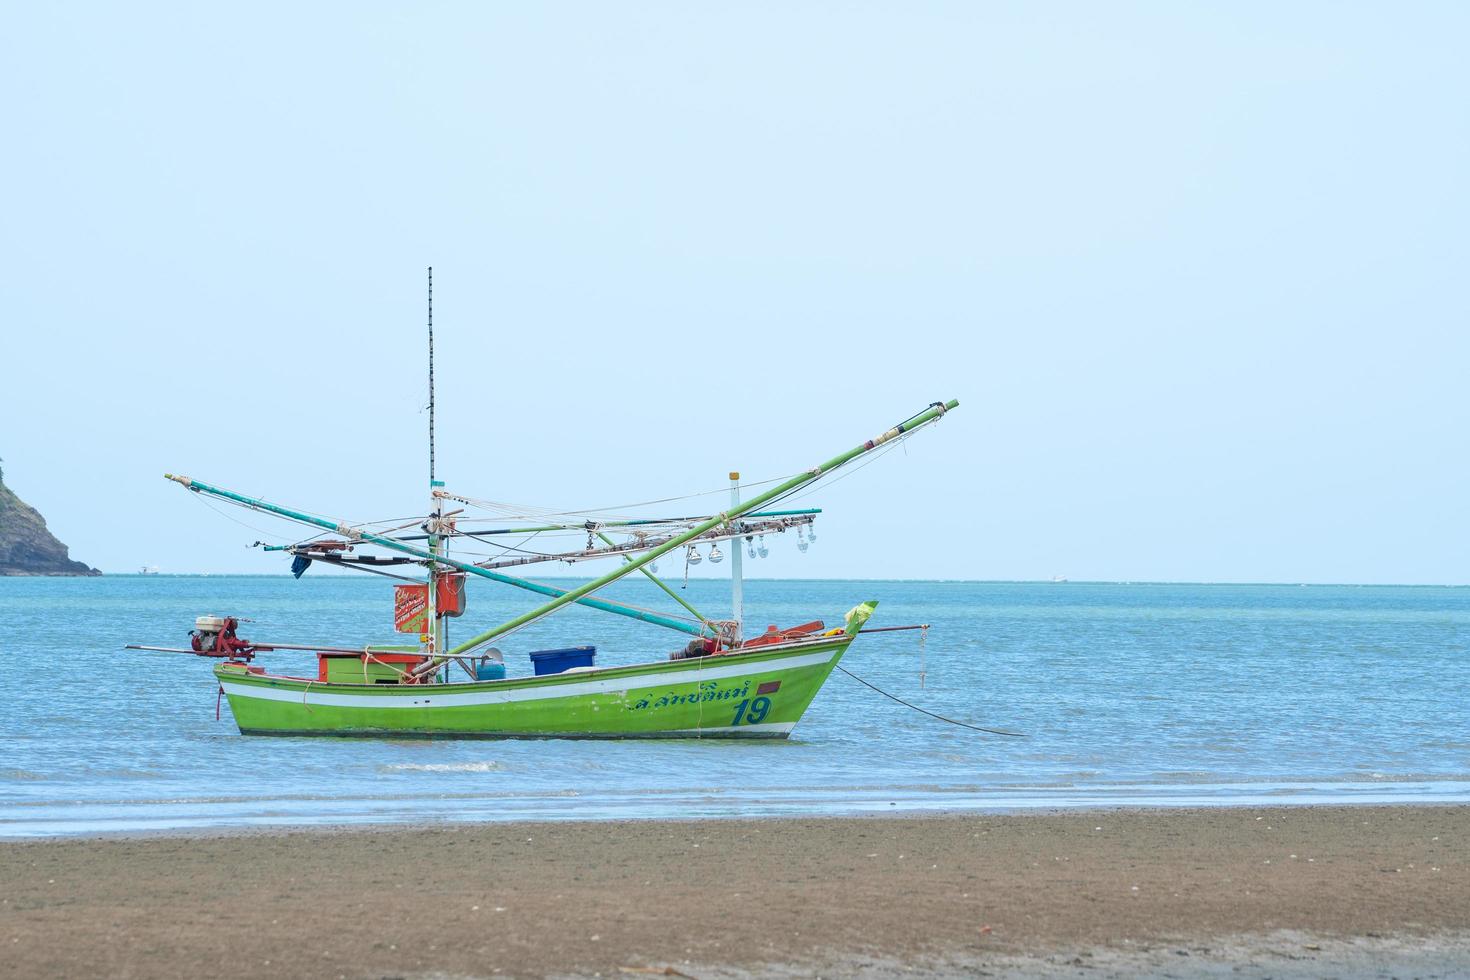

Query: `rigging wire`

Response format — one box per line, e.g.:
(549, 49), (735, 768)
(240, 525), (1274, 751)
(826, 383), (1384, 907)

(835, 666), (1025, 737)
(454, 528), (560, 559)
(352, 515), (439, 529)
(187, 483), (393, 545)
(192, 483), (438, 555)
(190, 491), (298, 544)
(309, 556), (424, 583)
(206, 421), (927, 574)
(744, 440), (902, 516)
(447, 409), (946, 524)
(237, 497), (704, 627)
(766, 421), (938, 510)
(442, 468), (808, 523)
(360, 516), (432, 537)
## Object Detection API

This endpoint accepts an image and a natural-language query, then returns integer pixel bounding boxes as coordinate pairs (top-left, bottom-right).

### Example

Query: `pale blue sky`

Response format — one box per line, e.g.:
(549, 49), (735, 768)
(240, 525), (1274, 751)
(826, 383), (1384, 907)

(2, 3), (1466, 583)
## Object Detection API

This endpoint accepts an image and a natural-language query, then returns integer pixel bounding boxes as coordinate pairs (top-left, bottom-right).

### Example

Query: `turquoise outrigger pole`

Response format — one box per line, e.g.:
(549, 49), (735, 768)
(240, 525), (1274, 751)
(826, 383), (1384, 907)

(163, 474), (720, 641)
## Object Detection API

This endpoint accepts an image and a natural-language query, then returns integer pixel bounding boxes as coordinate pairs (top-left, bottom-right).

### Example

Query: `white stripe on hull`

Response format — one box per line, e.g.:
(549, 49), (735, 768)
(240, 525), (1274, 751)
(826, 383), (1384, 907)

(222, 649), (837, 710)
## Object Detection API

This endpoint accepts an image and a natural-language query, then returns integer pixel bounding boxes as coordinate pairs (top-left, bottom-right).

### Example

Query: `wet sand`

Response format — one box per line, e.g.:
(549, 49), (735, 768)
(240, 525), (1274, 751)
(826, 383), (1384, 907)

(2, 805), (1466, 978)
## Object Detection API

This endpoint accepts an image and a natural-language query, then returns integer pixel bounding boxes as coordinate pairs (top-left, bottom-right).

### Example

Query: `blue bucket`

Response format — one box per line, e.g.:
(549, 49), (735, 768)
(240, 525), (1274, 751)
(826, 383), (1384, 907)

(528, 646), (596, 676)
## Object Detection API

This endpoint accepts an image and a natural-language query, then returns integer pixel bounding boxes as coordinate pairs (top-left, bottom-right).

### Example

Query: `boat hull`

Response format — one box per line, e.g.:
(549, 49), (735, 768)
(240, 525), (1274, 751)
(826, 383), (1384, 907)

(214, 637), (852, 739)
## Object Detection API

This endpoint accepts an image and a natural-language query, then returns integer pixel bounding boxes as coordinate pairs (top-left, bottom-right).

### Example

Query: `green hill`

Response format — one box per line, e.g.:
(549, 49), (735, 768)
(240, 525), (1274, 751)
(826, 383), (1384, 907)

(0, 463), (100, 576)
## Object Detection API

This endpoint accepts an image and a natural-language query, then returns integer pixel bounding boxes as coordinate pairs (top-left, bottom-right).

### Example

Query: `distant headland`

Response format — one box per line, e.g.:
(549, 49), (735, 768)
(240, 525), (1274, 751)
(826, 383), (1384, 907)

(0, 462), (100, 576)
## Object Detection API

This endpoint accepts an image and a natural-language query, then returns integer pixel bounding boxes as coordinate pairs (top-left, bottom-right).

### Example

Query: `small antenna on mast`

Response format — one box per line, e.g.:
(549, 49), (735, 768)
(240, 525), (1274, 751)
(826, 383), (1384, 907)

(428, 266), (435, 484)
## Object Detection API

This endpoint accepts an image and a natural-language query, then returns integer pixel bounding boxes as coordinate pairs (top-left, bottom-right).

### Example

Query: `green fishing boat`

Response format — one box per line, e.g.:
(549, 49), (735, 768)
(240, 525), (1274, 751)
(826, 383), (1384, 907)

(129, 272), (958, 739)
(213, 624), (863, 739)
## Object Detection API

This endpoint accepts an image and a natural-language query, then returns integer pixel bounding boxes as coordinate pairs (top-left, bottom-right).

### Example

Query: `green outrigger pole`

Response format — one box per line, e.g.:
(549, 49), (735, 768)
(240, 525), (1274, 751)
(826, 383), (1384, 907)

(598, 530), (712, 627)
(417, 398), (959, 674)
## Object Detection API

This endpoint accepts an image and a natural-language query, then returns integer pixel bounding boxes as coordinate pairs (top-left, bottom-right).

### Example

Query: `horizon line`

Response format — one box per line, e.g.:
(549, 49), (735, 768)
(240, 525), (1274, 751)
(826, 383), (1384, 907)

(29, 574), (1470, 589)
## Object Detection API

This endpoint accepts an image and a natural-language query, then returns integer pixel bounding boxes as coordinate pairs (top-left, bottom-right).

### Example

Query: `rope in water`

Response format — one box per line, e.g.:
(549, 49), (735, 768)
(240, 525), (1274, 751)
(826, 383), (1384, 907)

(835, 665), (1026, 737)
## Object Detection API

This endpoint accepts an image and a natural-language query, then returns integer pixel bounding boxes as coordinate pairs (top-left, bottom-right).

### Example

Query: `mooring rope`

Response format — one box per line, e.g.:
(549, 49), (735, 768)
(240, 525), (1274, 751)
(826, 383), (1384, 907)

(835, 666), (1026, 737)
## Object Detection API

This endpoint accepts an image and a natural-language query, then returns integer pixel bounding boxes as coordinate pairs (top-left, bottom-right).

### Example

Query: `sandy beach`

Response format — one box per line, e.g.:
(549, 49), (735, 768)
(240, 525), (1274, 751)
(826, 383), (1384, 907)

(2, 804), (1466, 978)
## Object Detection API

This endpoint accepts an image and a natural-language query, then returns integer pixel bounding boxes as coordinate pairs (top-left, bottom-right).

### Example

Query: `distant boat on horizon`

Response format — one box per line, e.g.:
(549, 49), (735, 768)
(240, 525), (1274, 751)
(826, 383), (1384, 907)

(139, 565), (160, 575)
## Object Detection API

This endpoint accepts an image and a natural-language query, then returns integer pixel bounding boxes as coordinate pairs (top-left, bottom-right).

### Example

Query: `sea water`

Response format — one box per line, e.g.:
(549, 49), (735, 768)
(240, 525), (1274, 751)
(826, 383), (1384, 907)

(1, 577), (1466, 837)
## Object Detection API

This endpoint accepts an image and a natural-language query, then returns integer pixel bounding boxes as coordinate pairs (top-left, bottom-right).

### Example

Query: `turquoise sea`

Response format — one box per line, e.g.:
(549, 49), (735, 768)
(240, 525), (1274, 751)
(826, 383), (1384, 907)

(2, 576), (1467, 837)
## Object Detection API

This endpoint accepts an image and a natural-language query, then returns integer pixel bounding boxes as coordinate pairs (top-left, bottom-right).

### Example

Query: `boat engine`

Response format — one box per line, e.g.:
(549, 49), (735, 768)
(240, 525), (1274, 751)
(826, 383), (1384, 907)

(190, 615), (255, 661)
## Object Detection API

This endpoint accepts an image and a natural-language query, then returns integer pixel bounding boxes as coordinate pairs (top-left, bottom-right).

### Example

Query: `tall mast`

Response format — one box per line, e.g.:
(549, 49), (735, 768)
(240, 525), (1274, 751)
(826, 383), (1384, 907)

(427, 267), (444, 662)
(729, 471), (743, 643)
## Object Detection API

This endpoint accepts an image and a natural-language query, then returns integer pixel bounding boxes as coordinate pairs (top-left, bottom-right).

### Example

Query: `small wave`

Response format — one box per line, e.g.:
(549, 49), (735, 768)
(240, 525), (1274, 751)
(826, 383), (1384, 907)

(80, 768), (167, 780)
(1151, 770), (1225, 782)
(377, 761), (505, 773)
(0, 769), (48, 782)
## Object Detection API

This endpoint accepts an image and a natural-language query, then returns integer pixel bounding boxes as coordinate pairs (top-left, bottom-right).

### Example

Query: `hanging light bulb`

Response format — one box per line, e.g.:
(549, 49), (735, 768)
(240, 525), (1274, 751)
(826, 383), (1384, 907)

(649, 560), (659, 574)
(757, 536), (769, 559)
(686, 544), (702, 565)
(798, 533), (809, 553)
(807, 523), (817, 543)
(708, 543), (724, 564)
(747, 538), (757, 559)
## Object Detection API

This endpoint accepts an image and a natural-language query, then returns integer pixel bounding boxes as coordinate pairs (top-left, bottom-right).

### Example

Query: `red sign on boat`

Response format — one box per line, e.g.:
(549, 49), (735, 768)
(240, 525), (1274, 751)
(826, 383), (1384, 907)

(394, 585), (429, 633)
